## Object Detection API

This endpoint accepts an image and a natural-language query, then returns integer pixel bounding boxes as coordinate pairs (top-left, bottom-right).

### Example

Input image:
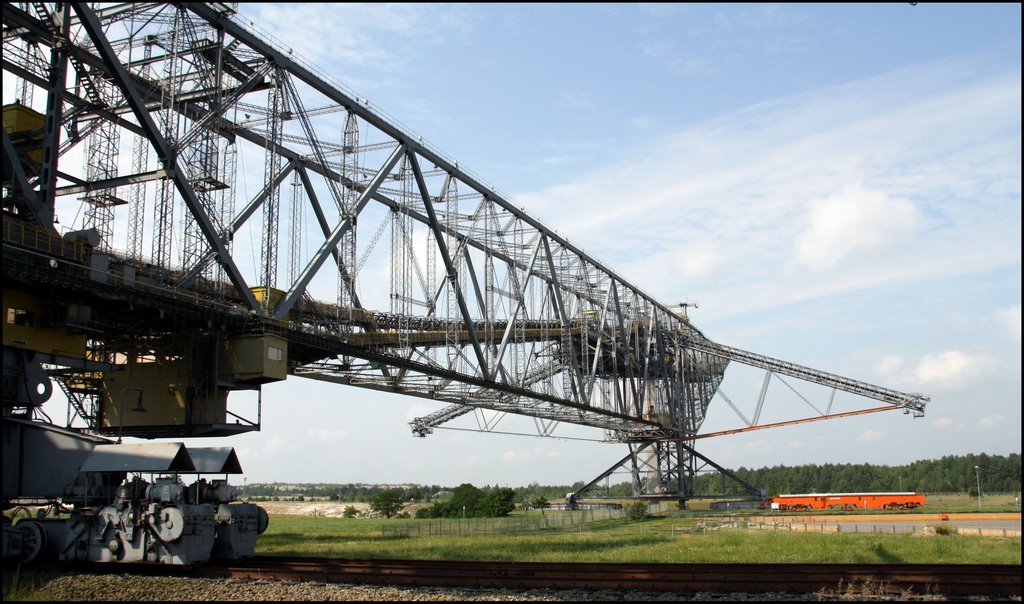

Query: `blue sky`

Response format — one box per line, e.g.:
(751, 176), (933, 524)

(28, 3), (1023, 488)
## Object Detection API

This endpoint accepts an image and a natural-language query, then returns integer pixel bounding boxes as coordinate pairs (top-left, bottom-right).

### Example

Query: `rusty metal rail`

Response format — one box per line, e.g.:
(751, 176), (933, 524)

(185, 556), (1021, 597)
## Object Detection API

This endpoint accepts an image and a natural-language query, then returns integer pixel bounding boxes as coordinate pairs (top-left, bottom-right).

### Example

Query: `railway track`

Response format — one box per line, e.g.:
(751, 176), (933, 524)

(20, 556), (1020, 598)
(180, 557), (1018, 597)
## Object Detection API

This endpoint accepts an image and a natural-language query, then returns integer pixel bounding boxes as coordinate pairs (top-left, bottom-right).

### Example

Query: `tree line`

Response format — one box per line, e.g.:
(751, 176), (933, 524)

(693, 452), (1021, 497)
(243, 453), (1020, 503)
(242, 483), (444, 502)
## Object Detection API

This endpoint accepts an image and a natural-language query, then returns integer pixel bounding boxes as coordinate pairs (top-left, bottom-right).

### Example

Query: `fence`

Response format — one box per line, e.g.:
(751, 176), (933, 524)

(381, 507), (627, 538)
(382, 509), (1022, 539)
(690, 515), (1022, 538)
(743, 521), (1021, 538)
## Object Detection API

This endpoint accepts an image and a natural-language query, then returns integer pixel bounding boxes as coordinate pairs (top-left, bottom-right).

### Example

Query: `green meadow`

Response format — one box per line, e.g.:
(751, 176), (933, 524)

(256, 512), (1021, 565)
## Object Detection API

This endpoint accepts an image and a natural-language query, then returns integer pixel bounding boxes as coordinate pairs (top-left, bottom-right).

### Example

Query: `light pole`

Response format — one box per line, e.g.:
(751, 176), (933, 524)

(974, 466), (982, 511)
(117, 386), (146, 444)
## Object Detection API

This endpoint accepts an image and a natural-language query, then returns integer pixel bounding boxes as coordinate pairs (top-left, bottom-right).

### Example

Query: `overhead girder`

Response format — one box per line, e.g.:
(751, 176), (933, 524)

(180, 2), (690, 329)
(685, 338), (929, 416)
(7, 9), (640, 334)
(2, 3), (927, 507)
(71, 3), (259, 311)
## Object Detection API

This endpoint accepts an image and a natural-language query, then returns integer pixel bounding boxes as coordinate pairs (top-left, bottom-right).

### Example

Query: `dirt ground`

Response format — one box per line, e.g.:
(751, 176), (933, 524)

(253, 500), (433, 518)
(254, 500), (369, 517)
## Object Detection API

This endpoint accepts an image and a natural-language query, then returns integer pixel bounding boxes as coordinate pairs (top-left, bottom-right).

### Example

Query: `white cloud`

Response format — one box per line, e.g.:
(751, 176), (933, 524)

(996, 306), (1021, 342)
(630, 116), (658, 131)
(678, 246), (726, 280)
(860, 430), (887, 442)
(246, 4), (477, 71)
(450, 454), (481, 468)
(795, 184), (922, 270)
(932, 418), (955, 430)
(307, 428), (349, 441)
(632, 247), (726, 284)
(515, 62), (1020, 323)
(237, 435), (291, 462)
(978, 415), (1005, 429)
(641, 39), (675, 58)
(666, 56), (709, 76)
(876, 350), (999, 392)
(264, 435), (290, 454)
(503, 447), (561, 462)
(874, 356), (905, 377)
(558, 90), (598, 111)
(913, 350), (997, 391)
(542, 155), (577, 167)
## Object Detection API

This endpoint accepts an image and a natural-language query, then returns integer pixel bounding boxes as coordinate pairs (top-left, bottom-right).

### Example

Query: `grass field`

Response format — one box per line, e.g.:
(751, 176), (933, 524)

(904, 492), (1020, 513)
(256, 511), (1022, 565)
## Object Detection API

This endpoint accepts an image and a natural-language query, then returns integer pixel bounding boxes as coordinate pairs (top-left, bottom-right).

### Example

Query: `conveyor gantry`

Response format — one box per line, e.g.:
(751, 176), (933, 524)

(684, 336), (929, 417)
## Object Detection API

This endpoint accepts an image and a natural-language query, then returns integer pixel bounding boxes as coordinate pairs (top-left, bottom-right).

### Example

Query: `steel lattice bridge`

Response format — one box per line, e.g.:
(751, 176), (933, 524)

(2, 3), (927, 504)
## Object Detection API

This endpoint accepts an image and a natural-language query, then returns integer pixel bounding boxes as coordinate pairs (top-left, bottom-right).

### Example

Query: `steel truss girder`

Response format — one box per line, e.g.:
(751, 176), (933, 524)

(276, 144), (405, 320)
(569, 440), (692, 502)
(570, 439), (761, 504)
(70, 3), (259, 311)
(408, 152), (490, 376)
(288, 339), (654, 433)
(686, 338), (929, 416)
(181, 3), (684, 323)
(3, 7), (677, 341)
(2, 4), (927, 499)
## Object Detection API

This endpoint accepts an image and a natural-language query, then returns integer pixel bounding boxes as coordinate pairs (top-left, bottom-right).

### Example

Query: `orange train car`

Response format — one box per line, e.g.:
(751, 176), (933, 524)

(759, 492), (925, 511)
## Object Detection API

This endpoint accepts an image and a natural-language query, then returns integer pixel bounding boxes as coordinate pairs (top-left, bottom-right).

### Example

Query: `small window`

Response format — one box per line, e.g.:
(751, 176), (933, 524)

(267, 346), (283, 362)
(6, 308), (34, 327)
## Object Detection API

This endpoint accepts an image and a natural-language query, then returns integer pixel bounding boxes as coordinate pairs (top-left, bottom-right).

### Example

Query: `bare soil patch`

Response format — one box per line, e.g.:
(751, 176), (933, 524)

(254, 500), (368, 517)
(251, 500), (432, 517)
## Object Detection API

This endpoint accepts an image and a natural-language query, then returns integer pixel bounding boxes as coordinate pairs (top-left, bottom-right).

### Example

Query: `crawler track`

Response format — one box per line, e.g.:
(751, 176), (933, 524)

(188, 557), (1019, 597)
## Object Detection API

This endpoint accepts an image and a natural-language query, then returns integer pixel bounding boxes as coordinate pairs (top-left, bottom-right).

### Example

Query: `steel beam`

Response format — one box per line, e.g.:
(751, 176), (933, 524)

(408, 152), (489, 379)
(71, 3), (259, 311)
(182, 2), (696, 332)
(273, 144), (406, 320)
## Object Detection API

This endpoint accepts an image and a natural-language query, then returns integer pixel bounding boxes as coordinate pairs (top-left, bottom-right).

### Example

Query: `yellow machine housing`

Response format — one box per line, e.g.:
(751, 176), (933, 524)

(3, 102), (45, 178)
(220, 334), (288, 384)
(250, 286), (288, 326)
(3, 289), (87, 358)
(100, 356), (228, 429)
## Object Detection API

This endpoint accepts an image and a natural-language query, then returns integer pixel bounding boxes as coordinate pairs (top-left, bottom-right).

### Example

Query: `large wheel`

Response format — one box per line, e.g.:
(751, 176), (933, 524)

(17, 521), (46, 563)
(256, 506), (270, 534)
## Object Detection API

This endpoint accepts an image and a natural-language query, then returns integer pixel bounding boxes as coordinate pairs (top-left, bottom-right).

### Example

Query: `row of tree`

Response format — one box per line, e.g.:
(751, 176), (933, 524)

(414, 484), (517, 518)
(692, 453), (1021, 497)
(246, 453), (1020, 507)
(363, 484), (519, 519)
(242, 483), (444, 502)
